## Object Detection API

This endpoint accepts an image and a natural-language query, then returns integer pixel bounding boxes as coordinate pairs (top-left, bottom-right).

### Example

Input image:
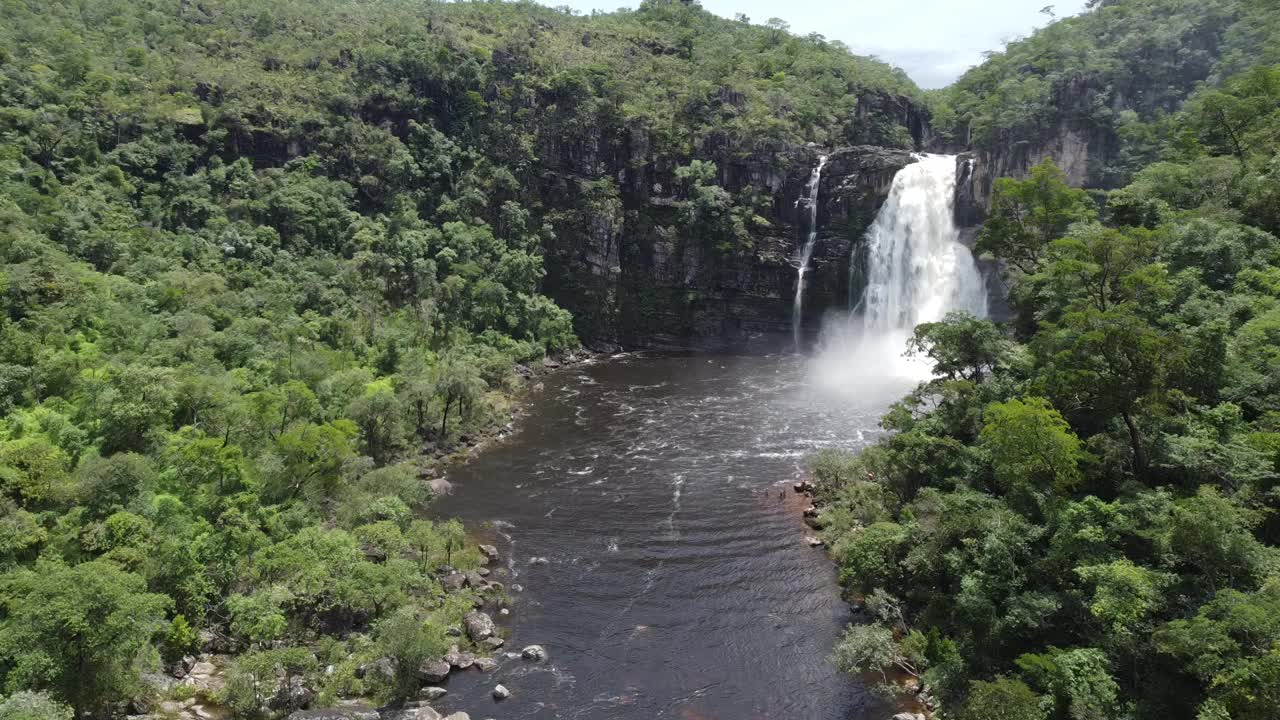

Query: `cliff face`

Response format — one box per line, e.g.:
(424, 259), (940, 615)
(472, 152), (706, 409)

(950, 76), (1117, 222)
(536, 131), (919, 350)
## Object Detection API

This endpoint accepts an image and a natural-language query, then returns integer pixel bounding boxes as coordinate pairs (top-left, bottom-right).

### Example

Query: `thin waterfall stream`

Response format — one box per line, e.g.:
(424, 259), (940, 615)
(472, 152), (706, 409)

(792, 154), (828, 351)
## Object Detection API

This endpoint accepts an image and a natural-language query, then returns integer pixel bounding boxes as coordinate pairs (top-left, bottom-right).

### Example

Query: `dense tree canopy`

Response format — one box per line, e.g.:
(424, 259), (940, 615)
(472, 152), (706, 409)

(932, 0), (1280, 187)
(821, 23), (1280, 718)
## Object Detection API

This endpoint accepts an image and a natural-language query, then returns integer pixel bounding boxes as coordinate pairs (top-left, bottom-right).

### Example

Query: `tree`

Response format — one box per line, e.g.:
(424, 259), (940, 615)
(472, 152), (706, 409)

(835, 521), (907, 592)
(1039, 307), (1166, 475)
(370, 607), (449, 700)
(1016, 647), (1120, 720)
(344, 380), (404, 465)
(832, 623), (917, 684)
(977, 160), (1095, 276)
(222, 648), (315, 719)
(92, 365), (176, 454)
(0, 560), (169, 716)
(438, 519), (466, 566)
(432, 356), (486, 440)
(980, 397), (1085, 498)
(1166, 487), (1265, 593)
(1074, 559), (1174, 634)
(72, 452), (154, 518)
(908, 312), (1012, 383)
(1154, 581), (1280, 720)
(0, 691), (73, 720)
(0, 438), (70, 508)
(1038, 223), (1168, 317)
(265, 421), (358, 505)
(960, 678), (1047, 720)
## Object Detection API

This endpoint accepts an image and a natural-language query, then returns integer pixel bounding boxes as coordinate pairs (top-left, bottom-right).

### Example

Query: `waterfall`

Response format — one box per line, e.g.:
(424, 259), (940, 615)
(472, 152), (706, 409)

(810, 154), (987, 389)
(792, 155), (828, 351)
(856, 154), (987, 331)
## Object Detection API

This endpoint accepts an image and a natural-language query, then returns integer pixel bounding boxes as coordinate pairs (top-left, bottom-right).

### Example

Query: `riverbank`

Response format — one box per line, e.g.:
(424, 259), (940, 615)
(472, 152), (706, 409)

(796, 477), (938, 720)
(130, 352), (604, 720)
(413, 349), (603, 496)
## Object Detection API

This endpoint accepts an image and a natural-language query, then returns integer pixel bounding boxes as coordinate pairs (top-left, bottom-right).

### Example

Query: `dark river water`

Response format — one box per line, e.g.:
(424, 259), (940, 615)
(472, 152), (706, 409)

(431, 351), (919, 720)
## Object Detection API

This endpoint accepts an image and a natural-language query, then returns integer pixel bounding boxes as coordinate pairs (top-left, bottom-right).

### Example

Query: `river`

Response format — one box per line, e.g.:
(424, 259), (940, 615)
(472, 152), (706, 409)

(431, 350), (921, 720)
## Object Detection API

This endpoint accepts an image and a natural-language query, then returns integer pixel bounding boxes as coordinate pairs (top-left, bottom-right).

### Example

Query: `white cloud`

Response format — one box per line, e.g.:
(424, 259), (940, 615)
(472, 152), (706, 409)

(543, 0), (1090, 88)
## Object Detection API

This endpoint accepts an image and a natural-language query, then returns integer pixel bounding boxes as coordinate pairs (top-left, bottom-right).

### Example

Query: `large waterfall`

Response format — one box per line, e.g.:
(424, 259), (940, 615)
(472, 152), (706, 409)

(811, 154), (987, 389)
(792, 155), (828, 351)
(858, 154), (987, 331)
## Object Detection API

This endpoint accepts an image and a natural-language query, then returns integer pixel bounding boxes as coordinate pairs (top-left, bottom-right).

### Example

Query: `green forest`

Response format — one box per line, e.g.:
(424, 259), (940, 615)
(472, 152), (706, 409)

(819, 2), (1280, 719)
(0, 0), (922, 717)
(1, 0), (1279, 717)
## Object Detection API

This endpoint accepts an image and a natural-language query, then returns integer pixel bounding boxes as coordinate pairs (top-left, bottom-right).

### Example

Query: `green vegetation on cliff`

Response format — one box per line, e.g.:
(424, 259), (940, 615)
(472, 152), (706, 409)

(931, 0), (1280, 186)
(819, 15), (1280, 720)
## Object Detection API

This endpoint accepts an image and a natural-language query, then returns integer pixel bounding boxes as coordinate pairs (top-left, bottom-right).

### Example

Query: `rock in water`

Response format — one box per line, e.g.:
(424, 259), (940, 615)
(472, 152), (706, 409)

(521, 645), (547, 661)
(419, 687), (448, 701)
(492, 684), (510, 700)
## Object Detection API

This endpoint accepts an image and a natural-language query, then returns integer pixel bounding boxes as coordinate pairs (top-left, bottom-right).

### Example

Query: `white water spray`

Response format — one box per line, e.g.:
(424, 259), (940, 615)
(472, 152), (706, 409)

(812, 154), (987, 390)
(792, 155), (828, 351)
(859, 154), (987, 330)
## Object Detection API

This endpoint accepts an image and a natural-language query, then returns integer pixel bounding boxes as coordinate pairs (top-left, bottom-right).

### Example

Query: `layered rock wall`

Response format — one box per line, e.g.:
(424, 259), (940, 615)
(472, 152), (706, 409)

(539, 137), (919, 350)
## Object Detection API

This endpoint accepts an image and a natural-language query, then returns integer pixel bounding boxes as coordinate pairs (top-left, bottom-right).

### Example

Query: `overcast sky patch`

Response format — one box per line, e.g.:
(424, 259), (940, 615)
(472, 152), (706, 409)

(546, 0), (1090, 88)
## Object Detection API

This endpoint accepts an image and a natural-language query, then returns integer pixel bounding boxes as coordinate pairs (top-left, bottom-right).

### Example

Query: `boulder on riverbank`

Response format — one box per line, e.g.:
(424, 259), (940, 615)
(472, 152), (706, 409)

(444, 645), (475, 670)
(464, 611), (496, 641)
(417, 660), (450, 684)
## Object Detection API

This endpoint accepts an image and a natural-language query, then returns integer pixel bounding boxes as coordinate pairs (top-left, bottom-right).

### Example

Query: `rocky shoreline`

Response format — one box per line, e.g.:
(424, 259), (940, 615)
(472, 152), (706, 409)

(128, 352), (601, 720)
(791, 479), (937, 720)
(144, 542), (552, 720)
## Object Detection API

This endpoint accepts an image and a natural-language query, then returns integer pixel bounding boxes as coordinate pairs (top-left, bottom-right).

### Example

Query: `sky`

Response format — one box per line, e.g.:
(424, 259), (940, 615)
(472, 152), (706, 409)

(544, 0), (1091, 89)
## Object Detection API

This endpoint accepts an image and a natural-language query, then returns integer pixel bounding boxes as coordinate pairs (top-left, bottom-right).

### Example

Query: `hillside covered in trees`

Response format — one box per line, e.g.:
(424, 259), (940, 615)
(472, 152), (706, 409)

(817, 1), (1280, 719)
(4, 0), (1280, 718)
(0, 0), (927, 717)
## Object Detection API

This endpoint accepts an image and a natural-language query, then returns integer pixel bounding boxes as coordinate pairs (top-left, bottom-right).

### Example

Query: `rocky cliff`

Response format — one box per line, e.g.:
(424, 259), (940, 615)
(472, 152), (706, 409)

(538, 140), (919, 350)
